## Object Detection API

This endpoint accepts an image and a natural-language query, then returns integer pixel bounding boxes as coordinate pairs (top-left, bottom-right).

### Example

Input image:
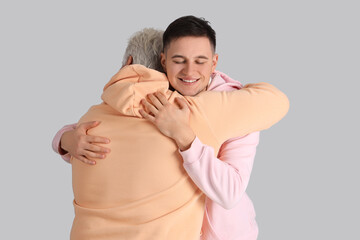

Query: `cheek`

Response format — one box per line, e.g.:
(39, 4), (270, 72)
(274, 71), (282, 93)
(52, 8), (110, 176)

(199, 65), (213, 77)
(167, 64), (181, 77)
(165, 65), (178, 84)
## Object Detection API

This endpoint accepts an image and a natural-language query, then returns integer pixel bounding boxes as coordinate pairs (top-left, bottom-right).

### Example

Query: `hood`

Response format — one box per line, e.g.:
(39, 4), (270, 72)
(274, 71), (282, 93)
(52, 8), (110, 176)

(208, 70), (243, 91)
(101, 64), (170, 117)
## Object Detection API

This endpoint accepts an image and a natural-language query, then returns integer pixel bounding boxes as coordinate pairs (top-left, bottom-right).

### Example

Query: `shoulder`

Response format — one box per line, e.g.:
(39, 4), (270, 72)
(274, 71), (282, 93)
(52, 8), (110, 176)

(208, 71), (243, 91)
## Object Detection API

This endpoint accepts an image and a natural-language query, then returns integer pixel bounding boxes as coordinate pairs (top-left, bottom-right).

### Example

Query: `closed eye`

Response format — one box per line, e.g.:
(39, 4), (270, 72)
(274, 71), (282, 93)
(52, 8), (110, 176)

(173, 61), (185, 64)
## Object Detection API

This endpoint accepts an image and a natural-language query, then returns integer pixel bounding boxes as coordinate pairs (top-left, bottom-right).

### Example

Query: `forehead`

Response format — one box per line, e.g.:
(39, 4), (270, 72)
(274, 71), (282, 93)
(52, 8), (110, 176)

(166, 36), (213, 56)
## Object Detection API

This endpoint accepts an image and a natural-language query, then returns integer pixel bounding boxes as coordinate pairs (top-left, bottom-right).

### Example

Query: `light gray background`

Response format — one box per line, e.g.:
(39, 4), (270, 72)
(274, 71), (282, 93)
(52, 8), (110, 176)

(1, 0), (359, 239)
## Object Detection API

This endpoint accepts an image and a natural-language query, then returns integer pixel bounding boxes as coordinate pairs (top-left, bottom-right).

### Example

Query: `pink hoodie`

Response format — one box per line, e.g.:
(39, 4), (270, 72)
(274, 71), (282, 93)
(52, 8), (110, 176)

(181, 71), (259, 240)
(52, 71), (260, 239)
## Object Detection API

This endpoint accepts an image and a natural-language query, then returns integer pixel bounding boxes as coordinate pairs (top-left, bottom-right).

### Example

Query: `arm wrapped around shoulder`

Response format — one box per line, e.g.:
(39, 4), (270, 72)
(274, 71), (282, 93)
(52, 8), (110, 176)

(190, 82), (290, 143)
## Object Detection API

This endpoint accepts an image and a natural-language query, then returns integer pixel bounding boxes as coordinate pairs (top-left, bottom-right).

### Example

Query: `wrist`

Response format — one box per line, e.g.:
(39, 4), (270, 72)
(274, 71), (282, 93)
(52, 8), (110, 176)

(59, 130), (72, 155)
(173, 125), (196, 151)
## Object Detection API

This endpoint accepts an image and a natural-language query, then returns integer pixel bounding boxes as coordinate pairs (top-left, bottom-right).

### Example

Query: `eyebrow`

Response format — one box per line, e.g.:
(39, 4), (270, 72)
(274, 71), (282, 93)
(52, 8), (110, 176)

(171, 55), (209, 60)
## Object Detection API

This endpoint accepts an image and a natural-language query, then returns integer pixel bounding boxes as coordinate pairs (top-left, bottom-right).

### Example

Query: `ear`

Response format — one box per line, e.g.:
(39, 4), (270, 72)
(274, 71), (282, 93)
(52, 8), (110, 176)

(160, 52), (166, 72)
(211, 53), (218, 73)
(125, 55), (133, 65)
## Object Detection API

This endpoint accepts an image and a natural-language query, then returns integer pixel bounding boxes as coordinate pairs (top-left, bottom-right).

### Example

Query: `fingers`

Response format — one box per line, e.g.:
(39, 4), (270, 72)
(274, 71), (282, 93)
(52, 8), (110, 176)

(146, 92), (169, 109)
(141, 99), (159, 116)
(77, 155), (96, 165)
(74, 146), (105, 160)
(80, 137), (110, 159)
(86, 135), (110, 145)
(85, 141), (110, 154)
(71, 121), (110, 166)
(154, 92), (169, 105)
(147, 93), (163, 110)
(75, 145), (109, 165)
(82, 149), (106, 160)
(79, 121), (101, 132)
(139, 109), (156, 122)
(175, 97), (189, 110)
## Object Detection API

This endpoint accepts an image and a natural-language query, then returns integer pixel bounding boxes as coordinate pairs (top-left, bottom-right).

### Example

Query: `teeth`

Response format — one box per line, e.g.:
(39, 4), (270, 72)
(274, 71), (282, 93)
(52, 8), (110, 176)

(180, 78), (198, 83)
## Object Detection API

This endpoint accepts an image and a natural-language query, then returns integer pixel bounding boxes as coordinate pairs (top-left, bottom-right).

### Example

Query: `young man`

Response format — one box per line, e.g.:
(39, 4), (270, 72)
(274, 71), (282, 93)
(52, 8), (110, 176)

(141, 16), (261, 240)
(54, 17), (288, 240)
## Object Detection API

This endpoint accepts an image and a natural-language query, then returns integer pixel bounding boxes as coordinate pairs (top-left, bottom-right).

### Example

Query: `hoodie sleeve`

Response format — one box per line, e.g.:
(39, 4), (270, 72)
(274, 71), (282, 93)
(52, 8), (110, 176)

(190, 82), (289, 144)
(52, 123), (77, 163)
(180, 132), (259, 209)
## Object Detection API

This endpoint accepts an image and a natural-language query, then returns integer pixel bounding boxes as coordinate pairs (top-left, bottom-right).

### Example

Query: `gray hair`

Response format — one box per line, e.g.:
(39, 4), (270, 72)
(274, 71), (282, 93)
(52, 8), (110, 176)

(122, 28), (164, 72)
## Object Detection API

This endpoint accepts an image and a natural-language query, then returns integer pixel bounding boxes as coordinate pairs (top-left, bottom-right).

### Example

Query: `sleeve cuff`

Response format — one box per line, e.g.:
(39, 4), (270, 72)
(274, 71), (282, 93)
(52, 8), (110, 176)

(61, 154), (71, 164)
(179, 136), (205, 165)
(52, 123), (77, 163)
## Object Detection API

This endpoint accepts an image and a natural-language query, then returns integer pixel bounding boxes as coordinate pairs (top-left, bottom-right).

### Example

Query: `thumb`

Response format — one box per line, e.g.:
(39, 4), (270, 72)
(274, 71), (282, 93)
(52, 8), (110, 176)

(80, 121), (101, 131)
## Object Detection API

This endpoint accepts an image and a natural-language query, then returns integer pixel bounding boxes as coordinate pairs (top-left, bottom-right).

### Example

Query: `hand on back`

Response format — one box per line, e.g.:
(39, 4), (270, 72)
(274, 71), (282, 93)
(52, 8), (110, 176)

(60, 121), (111, 165)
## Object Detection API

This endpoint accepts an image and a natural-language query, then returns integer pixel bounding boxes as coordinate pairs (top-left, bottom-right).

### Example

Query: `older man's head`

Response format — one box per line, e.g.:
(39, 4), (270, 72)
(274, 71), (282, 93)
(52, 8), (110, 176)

(122, 28), (164, 72)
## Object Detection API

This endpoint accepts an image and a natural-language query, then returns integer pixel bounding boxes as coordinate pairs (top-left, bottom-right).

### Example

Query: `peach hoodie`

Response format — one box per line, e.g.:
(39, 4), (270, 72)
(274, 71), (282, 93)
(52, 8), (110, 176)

(69, 65), (289, 240)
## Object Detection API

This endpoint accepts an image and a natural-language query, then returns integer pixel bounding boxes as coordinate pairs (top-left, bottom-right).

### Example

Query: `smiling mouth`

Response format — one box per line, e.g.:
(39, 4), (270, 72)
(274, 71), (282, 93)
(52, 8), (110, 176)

(179, 78), (199, 83)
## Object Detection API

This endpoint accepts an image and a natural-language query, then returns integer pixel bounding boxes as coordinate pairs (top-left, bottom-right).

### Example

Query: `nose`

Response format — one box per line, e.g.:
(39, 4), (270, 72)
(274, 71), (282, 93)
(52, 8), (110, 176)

(183, 62), (196, 76)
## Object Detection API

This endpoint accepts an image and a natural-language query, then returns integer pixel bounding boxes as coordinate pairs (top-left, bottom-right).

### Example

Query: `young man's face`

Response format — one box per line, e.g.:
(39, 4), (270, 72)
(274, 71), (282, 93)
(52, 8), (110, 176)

(161, 36), (218, 96)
